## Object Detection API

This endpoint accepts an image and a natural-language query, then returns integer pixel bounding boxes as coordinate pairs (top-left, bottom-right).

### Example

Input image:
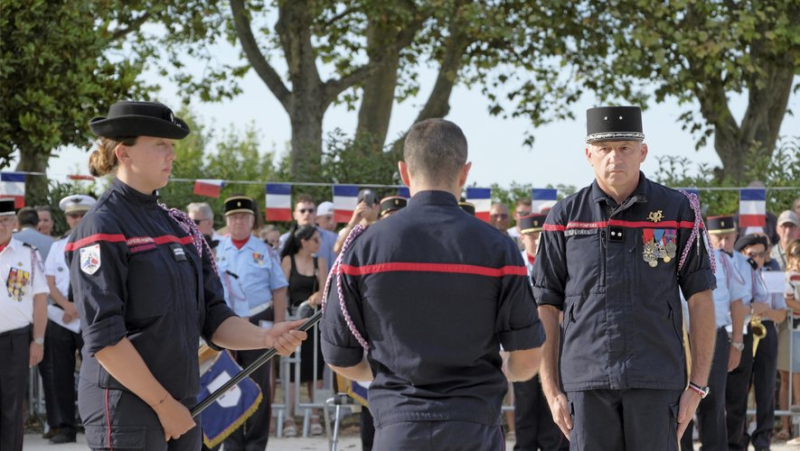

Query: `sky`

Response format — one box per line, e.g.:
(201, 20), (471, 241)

(36, 28), (799, 192)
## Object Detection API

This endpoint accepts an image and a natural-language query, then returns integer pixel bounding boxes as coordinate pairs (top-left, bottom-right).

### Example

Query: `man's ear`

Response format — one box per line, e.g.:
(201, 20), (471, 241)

(458, 162), (472, 189)
(399, 161), (411, 188)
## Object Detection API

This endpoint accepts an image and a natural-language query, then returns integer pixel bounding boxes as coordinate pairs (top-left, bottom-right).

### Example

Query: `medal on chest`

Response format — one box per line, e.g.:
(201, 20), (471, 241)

(642, 227), (678, 268)
(6, 267), (30, 302)
(252, 252), (265, 266)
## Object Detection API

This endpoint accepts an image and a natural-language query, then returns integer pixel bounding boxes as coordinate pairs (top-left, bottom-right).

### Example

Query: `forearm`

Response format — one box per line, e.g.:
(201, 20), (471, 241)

(329, 357), (373, 382)
(537, 305), (562, 398)
(32, 294), (47, 340)
(95, 338), (171, 406)
(272, 288), (287, 323)
(687, 291), (715, 386)
(767, 308), (787, 323)
(506, 347), (543, 382)
(212, 316), (269, 350)
(46, 277), (70, 308)
(730, 300), (745, 342)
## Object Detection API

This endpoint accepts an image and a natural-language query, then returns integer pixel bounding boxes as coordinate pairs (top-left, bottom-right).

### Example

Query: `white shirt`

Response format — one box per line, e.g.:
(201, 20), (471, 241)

(0, 238), (49, 333)
(45, 236), (70, 297)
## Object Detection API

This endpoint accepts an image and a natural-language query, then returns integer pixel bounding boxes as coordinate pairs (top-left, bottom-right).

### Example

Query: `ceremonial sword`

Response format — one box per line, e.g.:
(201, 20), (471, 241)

(191, 309), (323, 417)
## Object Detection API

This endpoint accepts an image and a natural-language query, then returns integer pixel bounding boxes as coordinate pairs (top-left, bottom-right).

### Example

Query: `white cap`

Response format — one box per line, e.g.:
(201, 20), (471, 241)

(317, 201), (334, 217)
(777, 210), (799, 226)
(59, 194), (96, 214)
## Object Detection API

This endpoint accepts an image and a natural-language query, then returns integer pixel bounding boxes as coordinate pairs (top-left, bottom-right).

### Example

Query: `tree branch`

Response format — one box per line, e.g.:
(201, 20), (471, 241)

(321, 64), (376, 108)
(110, 11), (153, 42)
(230, 0), (292, 110)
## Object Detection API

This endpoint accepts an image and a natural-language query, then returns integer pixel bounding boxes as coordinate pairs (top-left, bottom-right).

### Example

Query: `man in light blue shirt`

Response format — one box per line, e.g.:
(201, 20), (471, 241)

(278, 194), (337, 271)
(216, 196), (288, 451)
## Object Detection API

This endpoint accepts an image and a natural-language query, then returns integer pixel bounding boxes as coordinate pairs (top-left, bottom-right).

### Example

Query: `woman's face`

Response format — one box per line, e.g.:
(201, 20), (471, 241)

(120, 136), (176, 191)
(742, 243), (767, 269)
(302, 231), (320, 253)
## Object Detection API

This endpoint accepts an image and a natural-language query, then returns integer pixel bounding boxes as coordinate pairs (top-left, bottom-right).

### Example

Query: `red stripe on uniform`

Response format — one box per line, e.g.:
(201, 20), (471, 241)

(339, 262), (528, 277)
(543, 220), (703, 232)
(64, 233), (192, 251)
(64, 233), (127, 251)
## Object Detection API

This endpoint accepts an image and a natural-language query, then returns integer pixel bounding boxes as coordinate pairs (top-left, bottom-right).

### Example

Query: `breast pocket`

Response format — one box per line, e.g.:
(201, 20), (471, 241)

(565, 231), (602, 294)
(126, 247), (175, 319)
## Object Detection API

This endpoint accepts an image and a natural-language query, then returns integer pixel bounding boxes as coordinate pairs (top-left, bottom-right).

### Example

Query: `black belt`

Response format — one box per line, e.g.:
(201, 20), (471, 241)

(0, 324), (31, 338)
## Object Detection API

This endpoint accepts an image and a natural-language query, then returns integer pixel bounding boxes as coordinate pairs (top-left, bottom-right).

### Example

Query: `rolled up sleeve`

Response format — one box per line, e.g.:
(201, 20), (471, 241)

(677, 197), (717, 300)
(533, 210), (568, 310)
(496, 245), (545, 351)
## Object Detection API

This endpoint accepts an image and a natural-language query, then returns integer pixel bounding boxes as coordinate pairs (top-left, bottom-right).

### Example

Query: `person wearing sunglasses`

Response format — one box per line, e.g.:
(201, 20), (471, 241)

(66, 101), (307, 451)
(278, 195), (337, 272)
(187, 202), (221, 244)
(734, 233), (786, 450)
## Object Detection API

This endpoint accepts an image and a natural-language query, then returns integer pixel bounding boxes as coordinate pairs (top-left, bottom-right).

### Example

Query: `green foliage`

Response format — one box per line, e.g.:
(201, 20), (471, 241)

(0, 0), (155, 165)
(40, 180), (105, 237)
(653, 136), (800, 215)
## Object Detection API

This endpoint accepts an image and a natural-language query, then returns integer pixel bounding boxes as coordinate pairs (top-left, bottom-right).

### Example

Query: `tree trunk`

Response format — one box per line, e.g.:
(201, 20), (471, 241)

(289, 107), (324, 180)
(355, 18), (402, 150)
(14, 145), (49, 207)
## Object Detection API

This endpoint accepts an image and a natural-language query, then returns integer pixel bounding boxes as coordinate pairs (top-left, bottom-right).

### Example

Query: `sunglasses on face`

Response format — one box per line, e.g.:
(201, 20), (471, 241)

(491, 214), (509, 219)
(516, 211), (531, 216)
(747, 251), (766, 259)
(67, 213), (86, 219)
(298, 208), (315, 214)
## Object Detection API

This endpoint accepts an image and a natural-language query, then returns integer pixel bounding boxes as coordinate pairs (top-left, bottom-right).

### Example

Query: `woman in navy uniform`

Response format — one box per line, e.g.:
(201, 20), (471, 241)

(66, 101), (307, 451)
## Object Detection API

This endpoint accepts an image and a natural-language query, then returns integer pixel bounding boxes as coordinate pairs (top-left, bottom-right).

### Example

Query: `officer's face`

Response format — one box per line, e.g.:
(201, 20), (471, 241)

(0, 215), (15, 243)
(521, 232), (540, 255)
(226, 213), (254, 240)
(120, 136), (176, 191)
(66, 212), (86, 230)
(709, 232), (737, 252)
(586, 141), (647, 190)
(294, 202), (316, 226)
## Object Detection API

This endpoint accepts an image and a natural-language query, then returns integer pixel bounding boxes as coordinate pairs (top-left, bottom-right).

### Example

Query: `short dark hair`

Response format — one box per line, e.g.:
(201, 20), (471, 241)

(403, 119), (468, 183)
(35, 205), (53, 214)
(17, 207), (39, 227)
(295, 194), (315, 208)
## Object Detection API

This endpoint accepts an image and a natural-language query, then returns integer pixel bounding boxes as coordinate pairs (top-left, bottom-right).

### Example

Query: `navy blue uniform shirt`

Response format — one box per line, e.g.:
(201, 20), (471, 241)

(322, 190), (545, 428)
(67, 179), (236, 401)
(533, 173), (716, 392)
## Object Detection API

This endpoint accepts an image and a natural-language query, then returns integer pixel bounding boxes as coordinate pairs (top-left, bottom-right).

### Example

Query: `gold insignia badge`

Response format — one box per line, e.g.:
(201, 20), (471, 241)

(648, 210), (664, 223)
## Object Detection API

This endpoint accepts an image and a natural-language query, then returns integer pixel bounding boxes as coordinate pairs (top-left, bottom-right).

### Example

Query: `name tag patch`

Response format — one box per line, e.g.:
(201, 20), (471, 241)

(170, 243), (187, 262)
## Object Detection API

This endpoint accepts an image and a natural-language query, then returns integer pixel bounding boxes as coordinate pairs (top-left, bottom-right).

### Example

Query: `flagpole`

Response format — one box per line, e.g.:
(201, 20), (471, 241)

(190, 310), (323, 418)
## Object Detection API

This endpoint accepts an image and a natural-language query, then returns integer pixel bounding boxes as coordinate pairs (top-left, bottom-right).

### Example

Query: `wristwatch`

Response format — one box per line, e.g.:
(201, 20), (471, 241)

(731, 341), (745, 352)
(688, 382), (710, 399)
(33, 337), (44, 346)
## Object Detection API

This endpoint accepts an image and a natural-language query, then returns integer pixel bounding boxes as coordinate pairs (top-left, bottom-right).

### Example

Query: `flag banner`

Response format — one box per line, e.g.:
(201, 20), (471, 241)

(397, 187), (410, 199)
(199, 351), (263, 448)
(333, 185), (359, 223)
(531, 188), (558, 213)
(193, 179), (225, 198)
(335, 373), (369, 408)
(265, 183), (292, 222)
(466, 187), (492, 222)
(739, 188), (766, 228)
(68, 174), (95, 181)
(0, 172), (26, 208)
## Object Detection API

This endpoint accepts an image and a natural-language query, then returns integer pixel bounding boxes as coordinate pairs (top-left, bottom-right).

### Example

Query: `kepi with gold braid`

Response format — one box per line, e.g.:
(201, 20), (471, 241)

(519, 213), (547, 234)
(224, 196), (256, 216)
(706, 215), (737, 235)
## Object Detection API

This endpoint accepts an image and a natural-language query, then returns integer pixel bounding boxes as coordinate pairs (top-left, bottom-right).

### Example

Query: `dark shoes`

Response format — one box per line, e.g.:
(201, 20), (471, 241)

(48, 430), (77, 444)
(42, 428), (59, 439)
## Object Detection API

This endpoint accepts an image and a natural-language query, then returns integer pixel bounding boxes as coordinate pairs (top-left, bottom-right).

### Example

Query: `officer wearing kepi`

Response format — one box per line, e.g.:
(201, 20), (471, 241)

(215, 195), (289, 451)
(533, 106), (717, 450)
(40, 194), (96, 444)
(322, 118), (545, 451)
(0, 198), (49, 451)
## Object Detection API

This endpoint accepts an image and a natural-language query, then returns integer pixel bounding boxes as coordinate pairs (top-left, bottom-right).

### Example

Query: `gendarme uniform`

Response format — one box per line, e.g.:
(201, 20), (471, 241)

(514, 213), (569, 451)
(40, 194), (96, 444)
(0, 198), (49, 451)
(322, 190), (546, 451)
(533, 106), (717, 450)
(67, 102), (236, 451)
(215, 196), (288, 451)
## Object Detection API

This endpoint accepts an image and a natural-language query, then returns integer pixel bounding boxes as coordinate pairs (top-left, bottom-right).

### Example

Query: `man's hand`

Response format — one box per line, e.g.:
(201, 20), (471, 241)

(676, 389), (702, 440)
(264, 319), (308, 356)
(62, 303), (79, 323)
(308, 292), (323, 307)
(547, 392), (573, 440)
(728, 346), (741, 372)
(348, 202), (370, 227)
(751, 302), (769, 316)
(29, 341), (44, 367)
(153, 397), (196, 441)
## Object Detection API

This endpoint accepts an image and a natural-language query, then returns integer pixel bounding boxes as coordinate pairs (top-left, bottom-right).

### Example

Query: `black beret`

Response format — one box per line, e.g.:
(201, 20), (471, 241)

(734, 234), (769, 252)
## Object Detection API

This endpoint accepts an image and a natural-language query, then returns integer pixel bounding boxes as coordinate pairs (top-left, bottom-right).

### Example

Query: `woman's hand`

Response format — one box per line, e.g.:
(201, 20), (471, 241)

(265, 319), (308, 356)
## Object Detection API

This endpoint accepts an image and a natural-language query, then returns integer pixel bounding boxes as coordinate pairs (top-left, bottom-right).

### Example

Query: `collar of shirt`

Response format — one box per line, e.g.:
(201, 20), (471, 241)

(407, 190), (459, 209)
(221, 234), (260, 252)
(112, 177), (159, 209)
(591, 170), (650, 207)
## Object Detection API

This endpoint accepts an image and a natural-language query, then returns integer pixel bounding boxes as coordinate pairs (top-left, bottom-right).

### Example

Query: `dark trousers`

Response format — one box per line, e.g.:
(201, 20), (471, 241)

(681, 327), (729, 451)
(360, 407), (375, 451)
(79, 380), (200, 451)
(566, 388), (682, 451)
(727, 327), (755, 450)
(0, 326), (31, 451)
(373, 420), (504, 451)
(41, 321), (83, 433)
(223, 348), (272, 451)
(513, 375), (569, 451)
(749, 320), (779, 450)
